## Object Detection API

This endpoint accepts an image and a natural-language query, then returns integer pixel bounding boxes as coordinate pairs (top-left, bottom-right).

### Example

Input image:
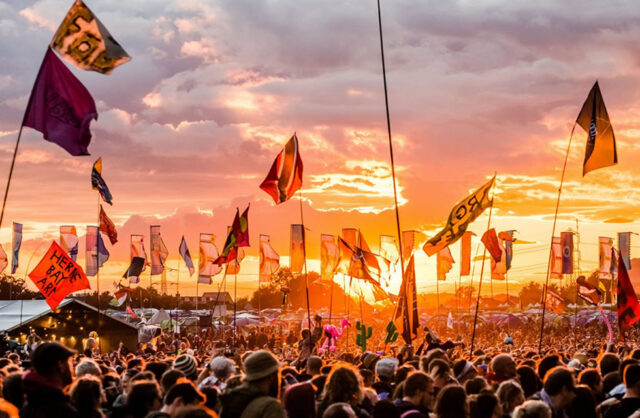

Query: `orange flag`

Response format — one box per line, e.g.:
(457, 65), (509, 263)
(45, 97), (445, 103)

(28, 241), (91, 309)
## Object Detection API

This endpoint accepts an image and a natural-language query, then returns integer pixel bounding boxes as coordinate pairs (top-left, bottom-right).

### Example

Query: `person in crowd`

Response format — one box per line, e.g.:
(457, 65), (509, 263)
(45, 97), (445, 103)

(533, 367), (576, 418)
(434, 384), (468, 418)
(496, 380), (525, 416)
(317, 365), (369, 418)
(283, 381), (316, 418)
(393, 371), (434, 418)
(69, 375), (105, 418)
(602, 363), (640, 418)
(513, 400), (551, 418)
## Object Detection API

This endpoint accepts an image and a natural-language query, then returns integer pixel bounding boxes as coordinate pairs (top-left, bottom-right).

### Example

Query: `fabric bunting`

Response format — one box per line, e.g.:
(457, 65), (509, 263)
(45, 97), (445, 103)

(99, 205), (118, 245)
(11, 222), (22, 274)
(259, 235), (280, 284)
(60, 225), (78, 261)
(150, 225), (168, 275)
(91, 158), (113, 205)
(179, 236), (195, 276)
(260, 133), (303, 204)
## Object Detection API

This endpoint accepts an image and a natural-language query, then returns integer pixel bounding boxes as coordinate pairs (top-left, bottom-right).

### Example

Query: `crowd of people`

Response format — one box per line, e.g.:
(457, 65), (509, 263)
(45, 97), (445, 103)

(0, 312), (639, 418)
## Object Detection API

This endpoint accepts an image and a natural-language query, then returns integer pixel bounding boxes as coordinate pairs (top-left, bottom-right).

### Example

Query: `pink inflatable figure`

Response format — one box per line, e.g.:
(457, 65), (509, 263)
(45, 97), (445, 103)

(318, 318), (350, 354)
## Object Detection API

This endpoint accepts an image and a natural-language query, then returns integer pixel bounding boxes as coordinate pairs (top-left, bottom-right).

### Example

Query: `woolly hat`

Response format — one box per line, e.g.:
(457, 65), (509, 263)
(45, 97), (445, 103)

(244, 350), (280, 382)
(209, 356), (236, 380)
(375, 357), (399, 379)
(173, 354), (197, 378)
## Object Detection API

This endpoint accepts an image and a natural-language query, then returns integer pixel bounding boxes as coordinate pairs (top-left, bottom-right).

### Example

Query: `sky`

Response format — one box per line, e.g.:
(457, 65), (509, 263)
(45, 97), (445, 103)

(1, 0), (640, 299)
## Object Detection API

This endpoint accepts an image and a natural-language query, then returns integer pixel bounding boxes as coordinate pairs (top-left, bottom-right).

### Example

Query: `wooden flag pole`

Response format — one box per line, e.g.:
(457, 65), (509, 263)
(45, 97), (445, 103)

(538, 124), (576, 353)
(469, 176), (497, 359)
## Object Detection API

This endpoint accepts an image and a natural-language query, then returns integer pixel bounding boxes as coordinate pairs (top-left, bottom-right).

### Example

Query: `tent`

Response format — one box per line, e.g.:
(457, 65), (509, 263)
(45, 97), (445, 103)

(148, 309), (170, 325)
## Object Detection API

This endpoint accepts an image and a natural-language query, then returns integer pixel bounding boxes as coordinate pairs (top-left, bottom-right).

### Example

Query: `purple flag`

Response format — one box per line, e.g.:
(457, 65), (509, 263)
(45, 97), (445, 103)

(561, 232), (573, 274)
(22, 48), (98, 156)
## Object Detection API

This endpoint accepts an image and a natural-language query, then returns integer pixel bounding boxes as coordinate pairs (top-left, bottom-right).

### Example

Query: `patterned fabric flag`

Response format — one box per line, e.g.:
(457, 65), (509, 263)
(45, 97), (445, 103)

(91, 158), (113, 205)
(226, 247), (245, 275)
(260, 133), (303, 204)
(617, 253), (640, 335)
(0, 244), (7, 274)
(561, 232), (573, 274)
(11, 222), (22, 274)
(550, 237), (563, 279)
(498, 230), (516, 270)
(129, 235), (147, 283)
(437, 247), (455, 281)
(22, 48), (97, 156)
(28, 241), (90, 309)
(424, 176), (494, 256)
(51, 0), (131, 74)
(460, 231), (474, 276)
(619, 232), (632, 271)
(399, 255), (419, 343)
(179, 236), (195, 276)
(259, 235), (280, 284)
(599, 237), (613, 275)
(99, 205), (118, 245)
(234, 205), (250, 247)
(199, 233), (222, 284)
(123, 257), (145, 283)
(320, 234), (340, 281)
(290, 224), (305, 274)
(59, 225), (78, 261)
(150, 226), (168, 275)
(577, 82), (617, 176)
(481, 229), (502, 262)
(86, 226), (109, 276)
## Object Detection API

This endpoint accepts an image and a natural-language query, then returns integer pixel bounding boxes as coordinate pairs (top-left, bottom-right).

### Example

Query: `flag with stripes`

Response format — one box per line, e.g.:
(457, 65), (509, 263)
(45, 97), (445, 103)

(260, 133), (303, 204)
(91, 157), (113, 205)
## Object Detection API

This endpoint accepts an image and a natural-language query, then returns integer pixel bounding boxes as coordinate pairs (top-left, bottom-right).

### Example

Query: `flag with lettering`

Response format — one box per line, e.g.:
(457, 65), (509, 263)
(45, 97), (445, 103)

(617, 254), (640, 335)
(86, 226), (109, 276)
(150, 225), (168, 275)
(423, 176), (494, 256)
(290, 224), (305, 274)
(460, 231), (474, 276)
(320, 234), (340, 281)
(22, 48), (98, 156)
(259, 234), (280, 284)
(59, 225), (78, 261)
(561, 232), (573, 274)
(199, 233), (222, 284)
(619, 232), (632, 271)
(28, 241), (90, 309)
(260, 133), (303, 204)
(99, 205), (117, 245)
(577, 81), (617, 176)
(91, 158), (113, 205)
(51, 0), (131, 74)
(179, 236), (195, 276)
(437, 247), (454, 281)
(11, 222), (22, 274)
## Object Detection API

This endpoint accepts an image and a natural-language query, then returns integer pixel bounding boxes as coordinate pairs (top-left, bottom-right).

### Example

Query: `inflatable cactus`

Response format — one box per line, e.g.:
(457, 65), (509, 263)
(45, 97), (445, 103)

(355, 320), (372, 352)
(384, 321), (398, 344)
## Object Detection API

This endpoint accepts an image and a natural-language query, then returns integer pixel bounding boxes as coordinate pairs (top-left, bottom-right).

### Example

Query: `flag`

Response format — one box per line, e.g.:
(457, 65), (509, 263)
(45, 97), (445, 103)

(545, 288), (566, 314)
(111, 286), (133, 307)
(259, 235), (280, 284)
(619, 232), (631, 271)
(447, 312), (454, 329)
(380, 235), (399, 265)
(150, 226), (168, 275)
(86, 226), (109, 276)
(11, 222), (22, 274)
(91, 158), (113, 205)
(424, 176), (494, 256)
(290, 224), (305, 274)
(22, 48), (97, 156)
(358, 231), (383, 272)
(491, 243), (507, 281)
(342, 228), (358, 249)
(498, 230), (515, 270)
(550, 237), (563, 279)
(577, 275), (603, 306)
(234, 205), (250, 247)
(51, 0), (131, 74)
(99, 205), (118, 245)
(226, 247), (245, 275)
(179, 236), (195, 276)
(399, 255), (419, 344)
(577, 82), (617, 176)
(402, 231), (417, 263)
(460, 231), (474, 276)
(481, 229), (502, 262)
(214, 208), (248, 265)
(0, 244), (7, 274)
(129, 235), (147, 283)
(28, 241), (90, 309)
(617, 254), (640, 334)
(320, 234), (340, 281)
(437, 247), (454, 281)
(599, 237), (613, 275)
(126, 305), (137, 318)
(561, 232), (573, 274)
(123, 257), (145, 283)
(260, 133), (303, 204)
(199, 233), (223, 284)
(59, 225), (78, 261)
(338, 236), (387, 285)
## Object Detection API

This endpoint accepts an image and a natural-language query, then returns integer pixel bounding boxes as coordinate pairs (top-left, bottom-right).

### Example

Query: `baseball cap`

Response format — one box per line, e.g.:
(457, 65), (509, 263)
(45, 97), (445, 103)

(31, 342), (75, 375)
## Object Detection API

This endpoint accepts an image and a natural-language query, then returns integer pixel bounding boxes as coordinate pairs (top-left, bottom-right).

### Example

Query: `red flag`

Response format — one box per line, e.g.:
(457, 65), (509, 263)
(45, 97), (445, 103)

(99, 205), (118, 245)
(617, 254), (640, 334)
(260, 134), (303, 204)
(28, 241), (91, 309)
(460, 231), (474, 276)
(22, 48), (98, 156)
(481, 228), (502, 262)
(126, 305), (137, 318)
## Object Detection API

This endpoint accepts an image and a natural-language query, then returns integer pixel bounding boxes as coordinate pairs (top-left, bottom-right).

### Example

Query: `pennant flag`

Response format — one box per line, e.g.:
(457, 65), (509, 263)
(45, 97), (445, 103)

(99, 205), (118, 245)
(129, 235), (147, 283)
(577, 275), (603, 306)
(59, 225), (78, 261)
(259, 235), (280, 284)
(51, 0), (131, 74)
(91, 158), (113, 205)
(599, 237), (613, 275)
(320, 234), (339, 281)
(11, 222), (22, 274)
(234, 205), (250, 247)
(260, 133), (303, 204)
(0, 244), (8, 274)
(561, 232), (573, 274)
(150, 225), (168, 275)
(399, 255), (419, 344)
(402, 231), (417, 263)
(179, 236), (195, 276)
(123, 257), (145, 283)
(86, 226), (109, 276)
(481, 229), (502, 262)
(437, 247), (454, 281)
(550, 237), (563, 279)
(460, 231), (474, 276)
(447, 312), (454, 329)
(545, 288), (566, 315)
(28, 241), (90, 309)
(577, 82), (617, 176)
(290, 224), (305, 274)
(199, 233), (223, 284)
(22, 48), (97, 156)
(423, 176), (494, 256)
(617, 254), (640, 335)
(498, 230), (515, 270)
(619, 232), (632, 271)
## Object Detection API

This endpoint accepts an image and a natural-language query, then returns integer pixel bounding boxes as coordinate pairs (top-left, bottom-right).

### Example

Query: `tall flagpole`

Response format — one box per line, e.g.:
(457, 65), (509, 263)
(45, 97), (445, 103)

(0, 127), (24, 231)
(298, 192), (313, 349)
(96, 195), (101, 351)
(538, 124), (576, 353)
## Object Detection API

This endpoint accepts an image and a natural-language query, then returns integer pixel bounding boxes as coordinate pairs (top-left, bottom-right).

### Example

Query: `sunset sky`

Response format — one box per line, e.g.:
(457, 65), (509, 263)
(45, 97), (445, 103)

(1, 0), (640, 300)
